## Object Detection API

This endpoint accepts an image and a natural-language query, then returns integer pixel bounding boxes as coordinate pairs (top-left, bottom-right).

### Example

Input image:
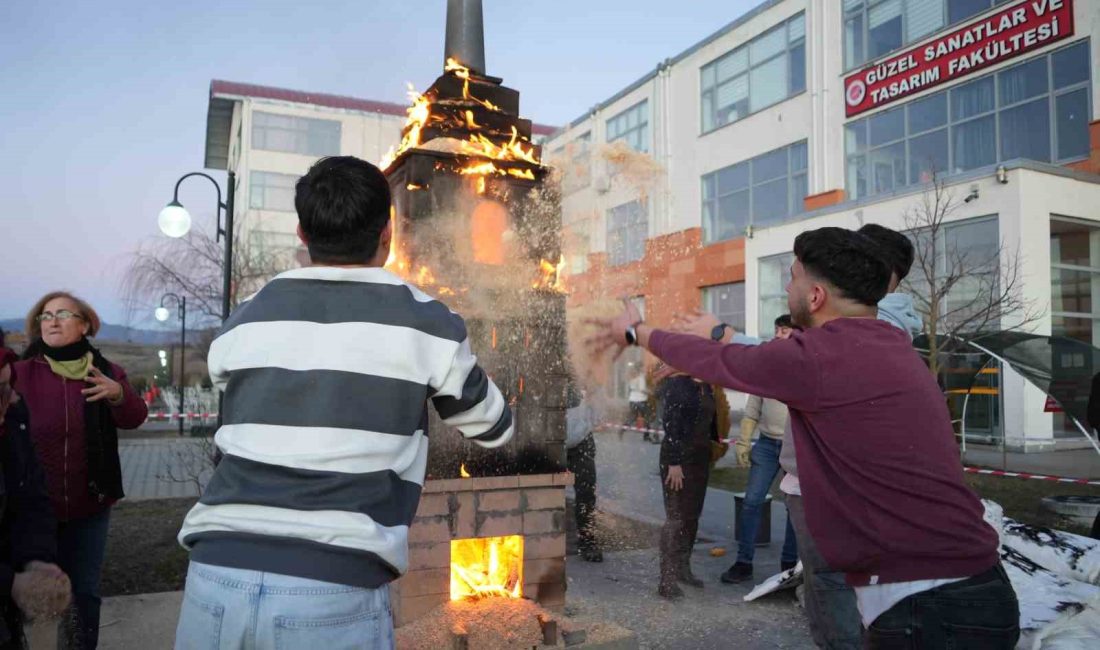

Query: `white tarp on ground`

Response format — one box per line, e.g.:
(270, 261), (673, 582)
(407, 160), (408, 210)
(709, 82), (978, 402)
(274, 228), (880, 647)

(742, 501), (1100, 648)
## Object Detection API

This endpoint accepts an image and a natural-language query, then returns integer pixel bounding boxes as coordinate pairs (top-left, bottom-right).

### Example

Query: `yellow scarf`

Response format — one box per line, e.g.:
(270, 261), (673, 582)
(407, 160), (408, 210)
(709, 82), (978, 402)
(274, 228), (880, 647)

(46, 352), (94, 380)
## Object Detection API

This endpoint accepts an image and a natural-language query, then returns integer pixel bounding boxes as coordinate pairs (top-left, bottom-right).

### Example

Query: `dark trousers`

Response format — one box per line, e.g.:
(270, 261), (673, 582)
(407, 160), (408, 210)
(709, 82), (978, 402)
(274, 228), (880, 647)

(659, 453), (710, 582)
(788, 494), (862, 649)
(57, 508), (111, 650)
(866, 563), (1019, 649)
(567, 434), (598, 550)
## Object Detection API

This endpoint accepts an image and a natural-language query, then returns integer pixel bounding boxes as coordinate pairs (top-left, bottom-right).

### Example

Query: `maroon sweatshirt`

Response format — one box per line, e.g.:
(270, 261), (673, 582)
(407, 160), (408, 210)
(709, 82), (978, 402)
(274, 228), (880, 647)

(12, 357), (148, 521)
(649, 318), (999, 586)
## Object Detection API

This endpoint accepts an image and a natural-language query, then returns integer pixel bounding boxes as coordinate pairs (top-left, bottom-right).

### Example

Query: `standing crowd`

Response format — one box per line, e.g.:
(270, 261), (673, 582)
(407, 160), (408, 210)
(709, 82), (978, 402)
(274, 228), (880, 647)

(0, 154), (1019, 649)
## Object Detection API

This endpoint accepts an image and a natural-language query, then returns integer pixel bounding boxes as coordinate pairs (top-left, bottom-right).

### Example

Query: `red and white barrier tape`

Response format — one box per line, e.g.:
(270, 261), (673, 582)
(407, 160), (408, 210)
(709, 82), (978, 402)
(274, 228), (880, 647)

(146, 412), (218, 420)
(962, 467), (1100, 486)
(600, 423), (1100, 486)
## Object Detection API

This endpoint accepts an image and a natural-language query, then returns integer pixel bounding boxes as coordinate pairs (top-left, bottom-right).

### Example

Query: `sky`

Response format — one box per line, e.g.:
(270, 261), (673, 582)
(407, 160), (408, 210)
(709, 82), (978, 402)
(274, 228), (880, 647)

(0, 0), (758, 330)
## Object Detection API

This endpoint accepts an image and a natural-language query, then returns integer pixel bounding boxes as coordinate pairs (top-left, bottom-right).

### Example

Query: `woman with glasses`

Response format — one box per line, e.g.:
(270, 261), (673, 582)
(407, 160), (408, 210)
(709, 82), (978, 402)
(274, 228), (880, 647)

(11, 291), (147, 650)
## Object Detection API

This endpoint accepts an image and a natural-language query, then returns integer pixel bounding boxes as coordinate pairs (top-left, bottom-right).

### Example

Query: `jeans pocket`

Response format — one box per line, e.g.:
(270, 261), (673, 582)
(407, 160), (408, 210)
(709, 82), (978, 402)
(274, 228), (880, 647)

(274, 610), (387, 650)
(944, 622), (1020, 650)
(866, 623), (916, 650)
(175, 593), (224, 650)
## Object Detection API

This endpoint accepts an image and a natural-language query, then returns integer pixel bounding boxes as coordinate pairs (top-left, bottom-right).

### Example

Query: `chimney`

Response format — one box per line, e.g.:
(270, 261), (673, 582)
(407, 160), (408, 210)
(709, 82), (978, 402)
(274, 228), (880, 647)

(444, 0), (486, 76)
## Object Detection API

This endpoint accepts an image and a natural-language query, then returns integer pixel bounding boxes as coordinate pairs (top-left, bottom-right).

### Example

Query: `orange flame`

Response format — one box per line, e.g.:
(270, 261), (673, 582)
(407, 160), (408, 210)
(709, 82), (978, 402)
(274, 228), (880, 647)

(491, 326), (497, 349)
(450, 536), (523, 601)
(460, 463), (471, 478)
(532, 255), (567, 292)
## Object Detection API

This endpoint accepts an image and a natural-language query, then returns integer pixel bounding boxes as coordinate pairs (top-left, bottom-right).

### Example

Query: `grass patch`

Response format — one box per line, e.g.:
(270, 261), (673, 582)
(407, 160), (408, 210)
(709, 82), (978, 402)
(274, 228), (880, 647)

(709, 466), (1097, 535)
(102, 497), (194, 597)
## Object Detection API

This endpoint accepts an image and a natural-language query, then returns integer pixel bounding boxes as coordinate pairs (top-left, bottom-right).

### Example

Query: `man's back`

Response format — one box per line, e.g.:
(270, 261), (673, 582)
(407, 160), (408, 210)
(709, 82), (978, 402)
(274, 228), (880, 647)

(178, 266), (513, 589)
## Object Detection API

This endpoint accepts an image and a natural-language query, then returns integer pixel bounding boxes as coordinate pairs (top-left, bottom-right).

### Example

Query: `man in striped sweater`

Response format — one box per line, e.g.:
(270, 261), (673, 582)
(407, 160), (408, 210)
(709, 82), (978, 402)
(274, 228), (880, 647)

(174, 157), (514, 649)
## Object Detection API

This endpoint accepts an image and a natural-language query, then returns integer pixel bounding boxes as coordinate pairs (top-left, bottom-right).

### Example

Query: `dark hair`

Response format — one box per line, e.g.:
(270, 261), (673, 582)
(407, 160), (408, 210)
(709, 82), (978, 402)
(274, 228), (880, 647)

(295, 156), (392, 264)
(858, 223), (914, 282)
(774, 314), (795, 330)
(793, 227), (891, 307)
(0, 327), (4, 348)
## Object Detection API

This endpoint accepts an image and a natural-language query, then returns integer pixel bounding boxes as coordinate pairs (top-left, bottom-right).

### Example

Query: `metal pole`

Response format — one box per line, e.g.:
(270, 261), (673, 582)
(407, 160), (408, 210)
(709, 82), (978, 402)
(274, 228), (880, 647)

(444, 0), (486, 74)
(221, 171), (235, 322)
(179, 297), (186, 437)
(217, 172), (235, 434)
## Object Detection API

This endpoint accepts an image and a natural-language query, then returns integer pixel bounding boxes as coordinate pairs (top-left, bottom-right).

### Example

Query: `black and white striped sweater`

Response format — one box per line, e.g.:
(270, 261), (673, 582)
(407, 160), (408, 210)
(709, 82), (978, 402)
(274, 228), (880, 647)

(177, 266), (513, 588)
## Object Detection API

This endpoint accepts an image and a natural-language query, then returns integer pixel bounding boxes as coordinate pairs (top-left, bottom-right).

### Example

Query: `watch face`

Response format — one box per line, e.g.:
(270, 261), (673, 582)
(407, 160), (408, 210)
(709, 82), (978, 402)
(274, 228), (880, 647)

(710, 324), (727, 341)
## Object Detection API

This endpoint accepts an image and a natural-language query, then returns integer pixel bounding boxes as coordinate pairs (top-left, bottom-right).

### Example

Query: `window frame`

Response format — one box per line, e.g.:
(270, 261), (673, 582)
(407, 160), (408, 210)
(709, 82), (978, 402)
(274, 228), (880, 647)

(606, 200), (649, 267)
(757, 252), (796, 338)
(845, 40), (1091, 201)
(248, 170), (299, 213)
(843, 0), (1014, 72)
(699, 12), (807, 135)
(606, 101), (650, 153)
(251, 110), (342, 157)
(702, 283), (747, 333)
(701, 140), (809, 244)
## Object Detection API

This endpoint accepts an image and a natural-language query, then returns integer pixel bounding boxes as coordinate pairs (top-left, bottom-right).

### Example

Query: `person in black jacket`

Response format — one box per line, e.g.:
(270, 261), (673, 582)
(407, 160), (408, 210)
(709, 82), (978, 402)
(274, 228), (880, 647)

(0, 349), (71, 649)
(655, 363), (718, 599)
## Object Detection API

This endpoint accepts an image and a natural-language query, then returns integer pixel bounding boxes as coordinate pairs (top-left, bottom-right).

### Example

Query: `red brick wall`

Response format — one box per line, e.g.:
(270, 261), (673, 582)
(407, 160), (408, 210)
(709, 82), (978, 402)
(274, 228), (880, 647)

(803, 189), (846, 212)
(566, 228), (745, 330)
(1066, 120), (1100, 176)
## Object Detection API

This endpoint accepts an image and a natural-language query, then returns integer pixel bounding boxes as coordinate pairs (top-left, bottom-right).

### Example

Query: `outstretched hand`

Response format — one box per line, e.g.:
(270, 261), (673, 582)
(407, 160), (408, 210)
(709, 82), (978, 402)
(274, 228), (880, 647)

(584, 299), (643, 359)
(670, 310), (724, 341)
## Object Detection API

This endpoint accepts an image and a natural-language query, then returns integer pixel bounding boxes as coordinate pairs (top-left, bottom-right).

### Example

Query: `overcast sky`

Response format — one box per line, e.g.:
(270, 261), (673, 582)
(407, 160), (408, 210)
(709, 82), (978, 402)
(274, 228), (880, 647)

(0, 0), (758, 329)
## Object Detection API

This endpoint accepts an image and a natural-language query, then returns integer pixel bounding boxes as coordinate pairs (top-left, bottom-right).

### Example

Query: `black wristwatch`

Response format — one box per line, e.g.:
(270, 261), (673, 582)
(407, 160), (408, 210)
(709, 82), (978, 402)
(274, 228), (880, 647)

(710, 323), (731, 342)
(625, 320), (644, 346)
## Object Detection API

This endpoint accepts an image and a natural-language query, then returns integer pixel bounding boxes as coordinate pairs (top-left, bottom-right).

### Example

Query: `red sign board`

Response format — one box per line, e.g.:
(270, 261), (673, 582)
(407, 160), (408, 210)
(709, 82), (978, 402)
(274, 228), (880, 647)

(1044, 396), (1063, 413)
(844, 0), (1075, 117)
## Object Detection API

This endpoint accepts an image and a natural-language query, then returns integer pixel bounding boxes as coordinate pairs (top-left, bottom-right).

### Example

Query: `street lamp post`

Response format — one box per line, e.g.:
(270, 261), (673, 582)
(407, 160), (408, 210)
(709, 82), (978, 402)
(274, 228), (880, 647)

(158, 171), (235, 428)
(156, 294), (186, 436)
(157, 171), (236, 321)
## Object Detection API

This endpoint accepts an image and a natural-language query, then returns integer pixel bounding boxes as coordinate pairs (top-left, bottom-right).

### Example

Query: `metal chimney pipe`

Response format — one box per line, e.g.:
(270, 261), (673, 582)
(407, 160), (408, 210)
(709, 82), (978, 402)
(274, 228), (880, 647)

(444, 0), (486, 75)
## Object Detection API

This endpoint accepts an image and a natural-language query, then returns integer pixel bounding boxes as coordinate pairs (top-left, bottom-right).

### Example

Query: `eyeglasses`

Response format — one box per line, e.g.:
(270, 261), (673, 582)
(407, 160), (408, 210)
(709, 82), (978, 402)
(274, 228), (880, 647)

(35, 310), (84, 323)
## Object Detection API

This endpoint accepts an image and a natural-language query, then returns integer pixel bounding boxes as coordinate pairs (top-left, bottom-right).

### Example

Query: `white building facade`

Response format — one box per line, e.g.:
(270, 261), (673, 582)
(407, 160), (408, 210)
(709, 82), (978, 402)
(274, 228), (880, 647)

(546, 0), (1100, 451)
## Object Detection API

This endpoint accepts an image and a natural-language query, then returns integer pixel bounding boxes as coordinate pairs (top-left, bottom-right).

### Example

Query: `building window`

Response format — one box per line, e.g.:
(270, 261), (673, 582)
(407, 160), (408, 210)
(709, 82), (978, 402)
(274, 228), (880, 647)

(252, 111), (341, 156)
(1051, 218), (1100, 346)
(606, 101), (649, 153)
(702, 141), (808, 243)
(607, 200), (648, 266)
(703, 283), (746, 332)
(758, 253), (795, 338)
(845, 41), (1090, 200)
(249, 171), (298, 212)
(844, 0), (1013, 70)
(563, 132), (592, 193)
(701, 13), (805, 132)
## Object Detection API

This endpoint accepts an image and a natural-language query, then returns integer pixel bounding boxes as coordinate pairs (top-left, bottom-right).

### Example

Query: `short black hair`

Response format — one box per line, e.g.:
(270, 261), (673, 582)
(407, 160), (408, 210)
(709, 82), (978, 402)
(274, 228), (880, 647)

(295, 156), (392, 264)
(858, 223), (914, 282)
(774, 314), (795, 329)
(793, 227), (891, 307)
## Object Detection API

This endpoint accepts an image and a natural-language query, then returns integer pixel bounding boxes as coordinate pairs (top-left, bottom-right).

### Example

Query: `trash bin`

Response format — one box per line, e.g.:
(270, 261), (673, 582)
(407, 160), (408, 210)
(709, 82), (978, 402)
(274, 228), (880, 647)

(733, 492), (772, 546)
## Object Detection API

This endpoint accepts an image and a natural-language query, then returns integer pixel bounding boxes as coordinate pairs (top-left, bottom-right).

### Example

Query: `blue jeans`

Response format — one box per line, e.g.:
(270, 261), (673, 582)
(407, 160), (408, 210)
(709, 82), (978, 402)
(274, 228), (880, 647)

(175, 561), (395, 650)
(736, 436), (798, 565)
(57, 508), (112, 650)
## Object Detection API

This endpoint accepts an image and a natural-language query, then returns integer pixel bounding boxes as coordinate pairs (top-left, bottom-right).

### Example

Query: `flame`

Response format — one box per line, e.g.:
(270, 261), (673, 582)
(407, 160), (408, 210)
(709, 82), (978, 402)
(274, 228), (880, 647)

(475, 176), (486, 195)
(460, 463), (471, 478)
(491, 327), (497, 349)
(460, 128), (539, 165)
(518, 376), (525, 395)
(532, 256), (567, 292)
(379, 84), (432, 170)
(416, 265), (436, 286)
(450, 536), (523, 601)
(406, 183), (425, 191)
(464, 110), (479, 130)
(445, 57), (502, 112)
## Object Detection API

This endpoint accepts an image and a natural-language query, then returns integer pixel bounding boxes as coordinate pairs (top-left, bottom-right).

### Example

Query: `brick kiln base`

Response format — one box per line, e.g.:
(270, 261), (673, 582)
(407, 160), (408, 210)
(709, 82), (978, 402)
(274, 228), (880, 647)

(391, 473), (572, 626)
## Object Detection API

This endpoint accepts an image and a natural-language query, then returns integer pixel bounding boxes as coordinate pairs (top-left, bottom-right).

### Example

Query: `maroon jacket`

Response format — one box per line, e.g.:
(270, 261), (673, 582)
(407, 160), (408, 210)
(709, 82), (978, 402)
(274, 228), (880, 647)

(11, 357), (147, 521)
(649, 319), (999, 586)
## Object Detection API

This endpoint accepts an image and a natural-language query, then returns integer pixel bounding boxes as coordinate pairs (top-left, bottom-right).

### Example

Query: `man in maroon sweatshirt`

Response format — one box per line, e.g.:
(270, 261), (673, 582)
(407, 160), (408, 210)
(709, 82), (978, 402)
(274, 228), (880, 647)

(589, 227), (1017, 648)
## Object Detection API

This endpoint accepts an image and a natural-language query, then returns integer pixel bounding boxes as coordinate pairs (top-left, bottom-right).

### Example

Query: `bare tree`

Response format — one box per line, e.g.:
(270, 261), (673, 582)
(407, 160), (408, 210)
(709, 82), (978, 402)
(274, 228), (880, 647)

(901, 172), (1042, 379)
(157, 435), (219, 497)
(122, 228), (295, 326)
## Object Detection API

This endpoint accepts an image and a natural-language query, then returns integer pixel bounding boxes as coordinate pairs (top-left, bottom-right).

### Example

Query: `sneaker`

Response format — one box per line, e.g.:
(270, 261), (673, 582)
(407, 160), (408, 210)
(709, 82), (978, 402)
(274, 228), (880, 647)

(580, 546), (604, 563)
(719, 562), (753, 584)
(781, 560), (798, 573)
